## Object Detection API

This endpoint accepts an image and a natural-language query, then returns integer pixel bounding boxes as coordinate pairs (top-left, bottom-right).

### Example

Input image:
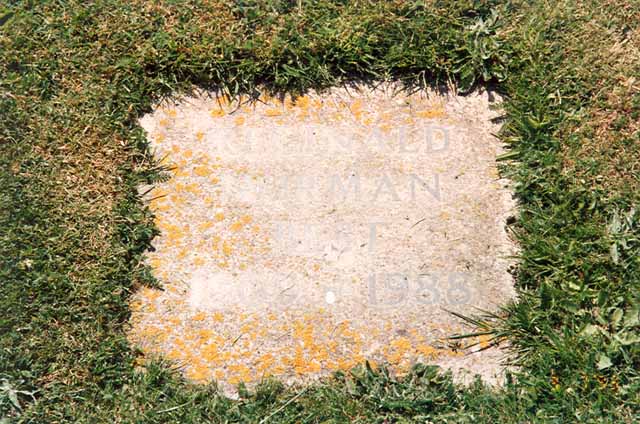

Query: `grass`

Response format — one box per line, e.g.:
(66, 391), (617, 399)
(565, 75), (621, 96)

(1, 0), (640, 422)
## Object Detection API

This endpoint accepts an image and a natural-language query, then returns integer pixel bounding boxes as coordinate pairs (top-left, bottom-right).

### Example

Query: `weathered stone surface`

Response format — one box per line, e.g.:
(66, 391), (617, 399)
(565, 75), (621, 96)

(129, 83), (516, 394)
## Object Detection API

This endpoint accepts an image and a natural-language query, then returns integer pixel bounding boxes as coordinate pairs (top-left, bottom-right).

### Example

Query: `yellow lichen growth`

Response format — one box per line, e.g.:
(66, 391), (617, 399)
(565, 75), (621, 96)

(417, 344), (438, 358)
(167, 349), (183, 361)
(197, 329), (213, 341)
(212, 312), (224, 322)
(214, 212), (225, 222)
(210, 108), (225, 118)
(230, 221), (244, 232)
(168, 316), (182, 326)
(130, 300), (143, 312)
(159, 118), (169, 127)
(390, 337), (412, 351)
(185, 183), (201, 194)
(234, 116), (245, 126)
(140, 287), (161, 301)
(198, 222), (214, 232)
(195, 131), (204, 141)
(228, 364), (252, 382)
(416, 108), (445, 119)
(349, 99), (365, 120)
(264, 108), (282, 117)
(186, 364), (210, 383)
(193, 166), (211, 177)
(202, 343), (220, 362)
(296, 95), (311, 109)
(479, 334), (492, 349)
(192, 311), (207, 321)
(337, 358), (355, 371)
(222, 241), (232, 256)
(256, 353), (275, 372)
(283, 97), (294, 110)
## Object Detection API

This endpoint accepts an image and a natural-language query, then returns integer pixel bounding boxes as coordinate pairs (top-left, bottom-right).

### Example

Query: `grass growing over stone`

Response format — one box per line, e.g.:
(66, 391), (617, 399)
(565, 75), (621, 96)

(1, 0), (639, 422)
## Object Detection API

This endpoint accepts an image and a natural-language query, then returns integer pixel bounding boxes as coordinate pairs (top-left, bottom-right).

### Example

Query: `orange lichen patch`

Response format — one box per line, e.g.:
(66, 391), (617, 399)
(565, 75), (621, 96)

(138, 325), (166, 342)
(166, 109), (177, 118)
(214, 212), (225, 221)
(229, 363), (252, 378)
(444, 349), (466, 358)
(198, 222), (214, 232)
(159, 118), (170, 127)
(296, 95), (311, 109)
(350, 99), (366, 119)
(196, 329), (213, 341)
(234, 116), (245, 126)
(264, 108), (282, 117)
(210, 108), (225, 118)
(202, 343), (220, 362)
(186, 364), (210, 383)
(184, 183), (202, 195)
(416, 108), (445, 119)
(283, 97), (295, 111)
(192, 311), (207, 321)
(195, 131), (205, 141)
(129, 299), (144, 312)
(139, 287), (161, 302)
(416, 344), (439, 359)
(256, 353), (276, 372)
(154, 133), (166, 143)
(193, 166), (211, 177)
(229, 221), (244, 232)
(479, 334), (492, 349)
(385, 337), (413, 363)
(168, 316), (182, 326)
(166, 348), (184, 361)
(258, 93), (272, 103)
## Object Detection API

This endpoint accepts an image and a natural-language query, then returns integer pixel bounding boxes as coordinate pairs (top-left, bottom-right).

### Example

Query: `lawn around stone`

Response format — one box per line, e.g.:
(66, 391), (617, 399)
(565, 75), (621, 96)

(3, 1), (639, 421)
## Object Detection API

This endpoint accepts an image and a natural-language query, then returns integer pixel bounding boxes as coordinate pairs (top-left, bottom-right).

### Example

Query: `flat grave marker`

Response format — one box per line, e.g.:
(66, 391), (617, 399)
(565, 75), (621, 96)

(130, 83), (516, 394)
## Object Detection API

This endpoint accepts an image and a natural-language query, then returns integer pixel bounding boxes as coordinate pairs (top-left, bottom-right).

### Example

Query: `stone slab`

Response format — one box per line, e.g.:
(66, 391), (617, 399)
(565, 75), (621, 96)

(129, 83), (516, 394)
